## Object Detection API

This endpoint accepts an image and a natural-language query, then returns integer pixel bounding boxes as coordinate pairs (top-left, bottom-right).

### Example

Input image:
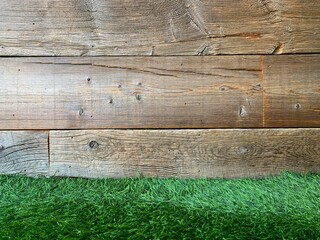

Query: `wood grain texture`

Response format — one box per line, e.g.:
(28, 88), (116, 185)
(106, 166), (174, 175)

(264, 55), (320, 127)
(0, 131), (48, 176)
(0, 56), (262, 129)
(49, 129), (320, 178)
(0, 0), (319, 56)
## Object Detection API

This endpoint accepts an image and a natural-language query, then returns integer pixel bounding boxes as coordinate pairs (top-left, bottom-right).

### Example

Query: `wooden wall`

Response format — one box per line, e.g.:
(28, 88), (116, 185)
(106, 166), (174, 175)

(1, 0), (319, 178)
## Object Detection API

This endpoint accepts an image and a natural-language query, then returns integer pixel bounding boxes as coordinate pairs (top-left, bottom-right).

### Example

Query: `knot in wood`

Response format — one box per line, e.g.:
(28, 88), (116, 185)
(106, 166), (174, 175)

(89, 140), (99, 149)
(79, 108), (84, 116)
(136, 94), (141, 101)
(239, 146), (250, 154)
(239, 106), (248, 118)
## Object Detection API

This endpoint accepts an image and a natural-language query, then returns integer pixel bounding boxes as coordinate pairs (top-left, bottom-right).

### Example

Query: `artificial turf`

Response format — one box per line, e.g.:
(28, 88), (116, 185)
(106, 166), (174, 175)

(0, 172), (319, 240)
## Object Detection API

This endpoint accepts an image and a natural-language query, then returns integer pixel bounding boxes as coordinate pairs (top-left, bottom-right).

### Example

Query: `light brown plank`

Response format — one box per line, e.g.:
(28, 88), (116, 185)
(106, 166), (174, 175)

(0, 0), (319, 56)
(0, 131), (49, 176)
(0, 56), (262, 129)
(264, 55), (320, 127)
(49, 129), (320, 178)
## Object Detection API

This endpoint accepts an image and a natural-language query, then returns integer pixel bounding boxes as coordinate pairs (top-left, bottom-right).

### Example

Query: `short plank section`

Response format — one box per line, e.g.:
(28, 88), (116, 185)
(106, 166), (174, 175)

(50, 129), (320, 178)
(0, 131), (49, 176)
(0, 0), (319, 56)
(264, 55), (320, 127)
(0, 56), (262, 129)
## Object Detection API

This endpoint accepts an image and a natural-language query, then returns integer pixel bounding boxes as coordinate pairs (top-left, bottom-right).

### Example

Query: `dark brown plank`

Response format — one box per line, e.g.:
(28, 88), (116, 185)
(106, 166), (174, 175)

(0, 0), (319, 56)
(0, 56), (262, 129)
(0, 131), (49, 176)
(49, 129), (320, 178)
(264, 55), (320, 127)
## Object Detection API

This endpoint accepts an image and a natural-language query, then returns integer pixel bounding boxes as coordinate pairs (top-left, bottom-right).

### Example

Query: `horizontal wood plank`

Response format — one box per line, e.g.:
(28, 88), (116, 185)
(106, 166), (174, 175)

(49, 129), (320, 178)
(0, 0), (319, 56)
(0, 56), (263, 129)
(264, 55), (320, 127)
(2, 55), (319, 129)
(0, 131), (49, 176)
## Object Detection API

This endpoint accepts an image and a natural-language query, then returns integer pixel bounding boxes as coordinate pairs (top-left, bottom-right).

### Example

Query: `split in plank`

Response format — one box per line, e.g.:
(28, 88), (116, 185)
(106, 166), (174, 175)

(0, 0), (319, 56)
(49, 129), (320, 178)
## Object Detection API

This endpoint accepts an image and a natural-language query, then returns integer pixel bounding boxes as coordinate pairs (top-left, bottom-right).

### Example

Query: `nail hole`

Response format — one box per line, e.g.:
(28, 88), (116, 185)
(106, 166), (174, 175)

(118, 84), (122, 88)
(79, 108), (84, 116)
(109, 99), (113, 104)
(136, 95), (141, 101)
(87, 77), (91, 82)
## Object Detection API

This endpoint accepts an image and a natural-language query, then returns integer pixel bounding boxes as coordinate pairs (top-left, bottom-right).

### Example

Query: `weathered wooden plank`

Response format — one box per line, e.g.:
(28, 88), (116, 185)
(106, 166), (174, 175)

(0, 131), (49, 176)
(0, 56), (262, 129)
(49, 129), (320, 178)
(264, 55), (320, 127)
(0, 0), (319, 56)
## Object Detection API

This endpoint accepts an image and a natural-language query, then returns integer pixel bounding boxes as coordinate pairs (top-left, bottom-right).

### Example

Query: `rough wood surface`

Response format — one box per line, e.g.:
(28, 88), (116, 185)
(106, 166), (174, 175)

(264, 55), (320, 127)
(49, 129), (320, 178)
(0, 0), (319, 56)
(0, 56), (262, 129)
(0, 131), (48, 176)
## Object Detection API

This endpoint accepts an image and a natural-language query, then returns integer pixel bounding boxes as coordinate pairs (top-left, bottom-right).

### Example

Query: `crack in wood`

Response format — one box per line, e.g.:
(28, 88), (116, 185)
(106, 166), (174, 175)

(169, 16), (177, 41)
(149, 67), (238, 78)
(196, 43), (209, 55)
(26, 61), (180, 78)
(25, 60), (261, 80)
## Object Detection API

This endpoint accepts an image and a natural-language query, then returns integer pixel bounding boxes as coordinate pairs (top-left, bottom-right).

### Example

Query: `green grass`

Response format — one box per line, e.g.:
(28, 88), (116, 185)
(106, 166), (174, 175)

(0, 173), (319, 240)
